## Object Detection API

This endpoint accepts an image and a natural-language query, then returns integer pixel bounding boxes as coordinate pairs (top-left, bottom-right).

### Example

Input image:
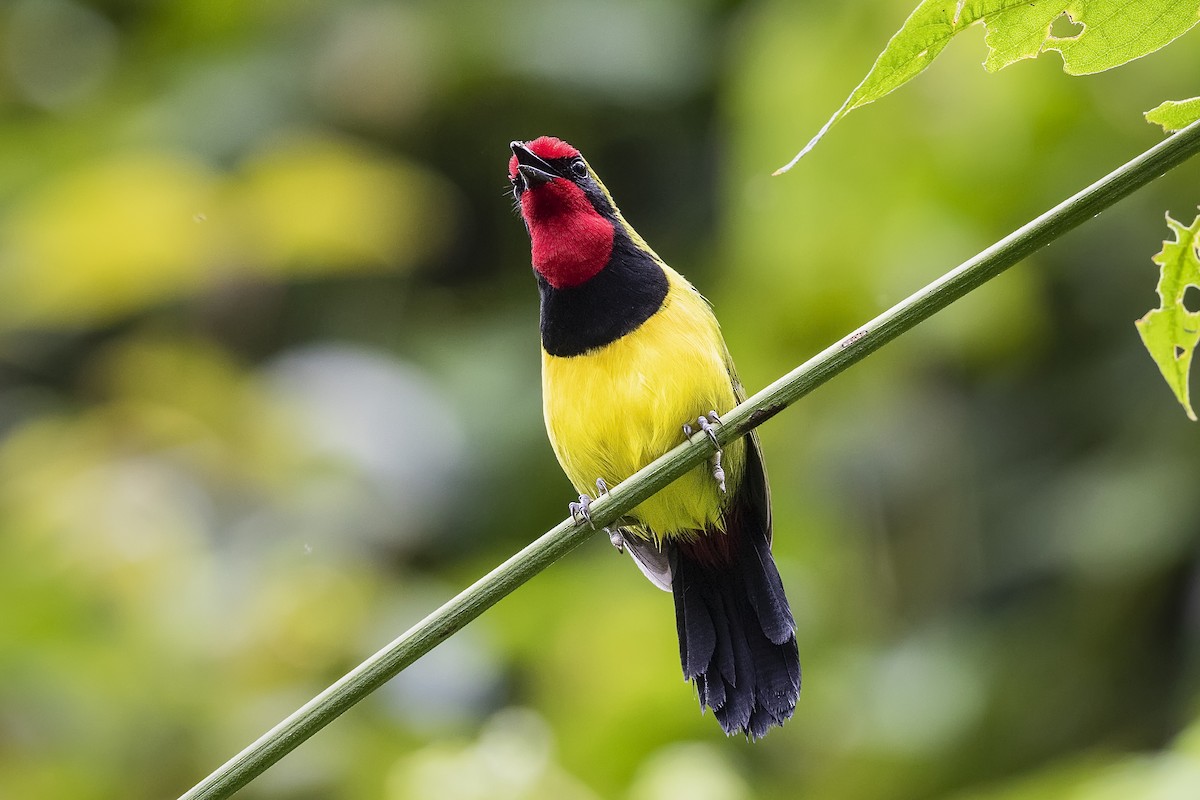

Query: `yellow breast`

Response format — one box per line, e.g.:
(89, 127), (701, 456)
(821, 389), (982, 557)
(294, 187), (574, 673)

(541, 267), (743, 538)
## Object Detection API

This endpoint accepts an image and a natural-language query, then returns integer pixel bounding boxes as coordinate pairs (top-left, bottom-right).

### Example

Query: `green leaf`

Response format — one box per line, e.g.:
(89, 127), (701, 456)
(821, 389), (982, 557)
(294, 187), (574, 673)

(1135, 214), (1200, 421)
(773, 0), (990, 174)
(1047, 1), (1200, 75)
(985, 0), (1200, 74)
(776, 0), (1200, 173)
(1146, 97), (1200, 132)
(980, 2), (1068, 71)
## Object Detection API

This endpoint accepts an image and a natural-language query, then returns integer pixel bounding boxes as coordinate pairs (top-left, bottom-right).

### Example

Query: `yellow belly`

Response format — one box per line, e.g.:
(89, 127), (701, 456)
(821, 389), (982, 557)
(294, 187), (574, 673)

(541, 268), (743, 538)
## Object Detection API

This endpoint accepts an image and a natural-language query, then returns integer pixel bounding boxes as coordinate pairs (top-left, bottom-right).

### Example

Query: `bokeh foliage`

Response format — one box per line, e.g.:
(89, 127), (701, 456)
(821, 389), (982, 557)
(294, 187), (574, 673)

(1, 1), (1199, 799)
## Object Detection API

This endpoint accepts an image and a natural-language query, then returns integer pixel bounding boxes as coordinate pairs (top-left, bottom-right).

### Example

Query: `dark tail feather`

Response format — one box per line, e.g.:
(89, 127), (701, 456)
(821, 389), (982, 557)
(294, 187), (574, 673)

(669, 523), (800, 740)
(667, 430), (798, 739)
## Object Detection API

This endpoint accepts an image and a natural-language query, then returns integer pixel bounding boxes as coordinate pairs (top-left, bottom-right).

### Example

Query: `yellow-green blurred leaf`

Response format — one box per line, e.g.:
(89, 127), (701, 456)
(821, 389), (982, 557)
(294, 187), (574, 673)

(1135, 213), (1200, 421)
(95, 336), (304, 483)
(386, 709), (600, 800)
(230, 136), (454, 275)
(0, 153), (221, 325)
(0, 139), (455, 329)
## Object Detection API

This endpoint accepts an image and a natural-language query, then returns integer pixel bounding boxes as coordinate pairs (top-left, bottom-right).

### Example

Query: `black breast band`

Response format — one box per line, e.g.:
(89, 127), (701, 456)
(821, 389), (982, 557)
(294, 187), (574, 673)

(538, 232), (669, 357)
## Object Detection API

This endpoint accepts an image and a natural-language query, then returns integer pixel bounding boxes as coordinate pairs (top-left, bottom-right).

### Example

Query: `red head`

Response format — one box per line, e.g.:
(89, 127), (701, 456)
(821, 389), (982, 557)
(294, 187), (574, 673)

(510, 137), (614, 289)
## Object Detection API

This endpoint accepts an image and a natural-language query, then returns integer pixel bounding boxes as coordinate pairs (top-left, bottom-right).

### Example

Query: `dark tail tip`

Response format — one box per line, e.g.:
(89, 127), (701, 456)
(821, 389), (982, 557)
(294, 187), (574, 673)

(671, 531), (800, 740)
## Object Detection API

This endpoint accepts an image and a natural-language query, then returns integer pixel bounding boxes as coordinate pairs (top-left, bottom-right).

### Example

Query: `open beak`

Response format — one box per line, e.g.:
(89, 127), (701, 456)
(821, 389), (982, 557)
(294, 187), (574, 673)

(510, 141), (558, 187)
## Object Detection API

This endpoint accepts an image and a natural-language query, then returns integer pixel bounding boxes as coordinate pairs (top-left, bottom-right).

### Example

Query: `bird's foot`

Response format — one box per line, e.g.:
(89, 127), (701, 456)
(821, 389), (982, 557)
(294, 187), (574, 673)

(682, 411), (723, 449)
(569, 494), (594, 528)
(570, 478), (612, 530)
(683, 411), (725, 492)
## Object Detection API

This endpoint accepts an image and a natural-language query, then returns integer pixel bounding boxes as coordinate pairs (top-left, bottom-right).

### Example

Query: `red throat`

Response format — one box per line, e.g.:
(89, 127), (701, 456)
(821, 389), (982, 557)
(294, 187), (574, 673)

(527, 206), (614, 289)
(515, 140), (613, 289)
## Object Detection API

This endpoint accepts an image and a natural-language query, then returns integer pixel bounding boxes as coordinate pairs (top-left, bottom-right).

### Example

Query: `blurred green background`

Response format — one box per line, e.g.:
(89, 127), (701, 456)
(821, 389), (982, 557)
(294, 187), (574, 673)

(2, 1), (1199, 798)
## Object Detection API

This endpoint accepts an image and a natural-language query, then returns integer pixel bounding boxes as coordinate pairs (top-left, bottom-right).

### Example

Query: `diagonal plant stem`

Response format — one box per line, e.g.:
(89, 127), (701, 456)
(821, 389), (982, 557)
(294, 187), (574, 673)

(179, 118), (1200, 800)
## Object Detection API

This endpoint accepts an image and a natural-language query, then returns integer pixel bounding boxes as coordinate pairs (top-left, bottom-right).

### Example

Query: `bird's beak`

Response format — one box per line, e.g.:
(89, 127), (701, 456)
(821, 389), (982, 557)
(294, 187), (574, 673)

(510, 141), (558, 187)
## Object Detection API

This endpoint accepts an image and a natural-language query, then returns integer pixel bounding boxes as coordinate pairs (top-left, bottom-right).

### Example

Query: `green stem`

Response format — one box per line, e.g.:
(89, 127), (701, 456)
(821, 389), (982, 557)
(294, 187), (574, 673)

(179, 118), (1200, 800)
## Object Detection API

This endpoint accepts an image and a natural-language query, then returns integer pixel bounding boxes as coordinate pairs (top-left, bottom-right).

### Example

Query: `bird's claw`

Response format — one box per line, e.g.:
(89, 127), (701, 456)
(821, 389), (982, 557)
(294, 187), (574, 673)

(569, 494), (594, 528)
(683, 411), (722, 449)
(683, 411), (726, 493)
(570, 478), (611, 530)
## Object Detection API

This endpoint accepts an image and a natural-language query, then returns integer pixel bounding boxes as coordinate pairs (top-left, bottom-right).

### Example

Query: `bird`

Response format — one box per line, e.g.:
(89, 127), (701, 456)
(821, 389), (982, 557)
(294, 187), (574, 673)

(508, 136), (800, 739)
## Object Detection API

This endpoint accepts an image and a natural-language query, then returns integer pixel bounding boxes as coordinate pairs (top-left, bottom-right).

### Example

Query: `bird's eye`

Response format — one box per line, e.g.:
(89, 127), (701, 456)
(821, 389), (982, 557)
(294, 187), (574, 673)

(569, 158), (587, 179)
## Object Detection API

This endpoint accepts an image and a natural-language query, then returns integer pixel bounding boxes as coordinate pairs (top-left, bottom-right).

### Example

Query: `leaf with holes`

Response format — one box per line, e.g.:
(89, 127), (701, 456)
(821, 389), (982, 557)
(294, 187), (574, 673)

(985, 0), (1200, 74)
(1146, 97), (1200, 133)
(1136, 214), (1200, 421)
(776, 0), (1200, 173)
